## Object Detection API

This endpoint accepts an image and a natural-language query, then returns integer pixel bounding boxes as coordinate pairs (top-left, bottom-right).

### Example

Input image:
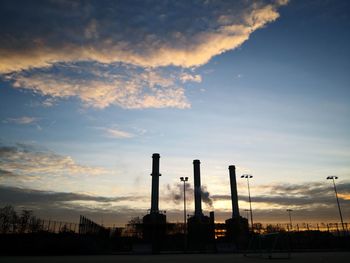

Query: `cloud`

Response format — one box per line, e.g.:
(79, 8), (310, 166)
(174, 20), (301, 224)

(41, 98), (56, 107)
(4, 116), (39, 125)
(103, 128), (134, 139)
(5, 64), (191, 109)
(0, 185), (147, 225)
(0, 0), (288, 109)
(2, 180), (347, 225)
(212, 181), (350, 208)
(179, 73), (202, 83)
(0, 143), (107, 179)
(338, 193), (350, 200)
(0, 168), (17, 177)
(0, 0), (288, 73)
(0, 185), (144, 204)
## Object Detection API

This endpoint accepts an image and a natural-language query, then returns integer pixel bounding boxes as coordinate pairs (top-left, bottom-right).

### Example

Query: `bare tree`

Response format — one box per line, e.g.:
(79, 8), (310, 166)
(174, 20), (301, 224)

(0, 205), (18, 233)
(125, 216), (143, 238)
(28, 216), (42, 233)
(18, 210), (33, 233)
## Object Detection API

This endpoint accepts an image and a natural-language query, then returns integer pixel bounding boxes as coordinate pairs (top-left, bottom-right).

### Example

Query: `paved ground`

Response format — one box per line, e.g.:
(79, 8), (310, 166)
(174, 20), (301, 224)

(1, 252), (349, 263)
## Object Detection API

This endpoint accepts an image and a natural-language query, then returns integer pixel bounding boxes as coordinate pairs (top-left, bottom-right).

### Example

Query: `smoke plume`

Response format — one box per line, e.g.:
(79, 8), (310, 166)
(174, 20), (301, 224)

(165, 183), (213, 208)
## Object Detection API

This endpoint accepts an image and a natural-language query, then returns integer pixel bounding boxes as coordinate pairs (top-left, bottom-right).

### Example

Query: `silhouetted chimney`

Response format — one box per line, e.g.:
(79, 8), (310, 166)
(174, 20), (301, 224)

(229, 165), (240, 218)
(210, 211), (215, 225)
(193, 159), (203, 217)
(151, 153), (161, 213)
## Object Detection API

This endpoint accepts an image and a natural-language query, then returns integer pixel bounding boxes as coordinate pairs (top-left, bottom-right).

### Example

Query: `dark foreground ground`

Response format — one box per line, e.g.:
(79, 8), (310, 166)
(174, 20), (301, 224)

(1, 252), (349, 263)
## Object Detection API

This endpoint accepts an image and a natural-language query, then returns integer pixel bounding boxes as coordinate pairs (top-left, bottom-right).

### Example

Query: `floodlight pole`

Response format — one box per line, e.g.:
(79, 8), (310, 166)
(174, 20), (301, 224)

(180, 176), (188, 250)
(241, 174), (254, 232)
(327, 176), (345, 234)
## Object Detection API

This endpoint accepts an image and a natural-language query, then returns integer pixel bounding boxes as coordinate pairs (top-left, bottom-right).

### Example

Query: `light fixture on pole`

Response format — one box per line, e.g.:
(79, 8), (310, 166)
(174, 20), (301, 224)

(241, 174), (254, 231)
(180, 176), (188, 250)
(286, 209), (293, 230)
(326, 176), (345, 234)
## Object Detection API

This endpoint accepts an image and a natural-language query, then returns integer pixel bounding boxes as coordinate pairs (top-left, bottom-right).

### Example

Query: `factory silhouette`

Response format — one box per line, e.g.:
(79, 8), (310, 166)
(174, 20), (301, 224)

(143, 153), (248, 252)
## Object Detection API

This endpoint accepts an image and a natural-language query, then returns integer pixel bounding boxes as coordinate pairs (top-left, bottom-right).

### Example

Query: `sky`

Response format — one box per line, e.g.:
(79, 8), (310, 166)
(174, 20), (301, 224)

(0, 0), (349, 227)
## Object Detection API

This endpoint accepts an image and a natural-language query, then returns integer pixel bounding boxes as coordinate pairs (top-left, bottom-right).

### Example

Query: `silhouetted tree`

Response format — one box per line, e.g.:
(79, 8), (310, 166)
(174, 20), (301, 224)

(266, 224), (286, 233)
(28, 216), (42, 233)
(0, 205), (18, 233)
(253, 222), (263, 234)
(18, 210), (33, 233)
(59, 224), (71, 233)
(125, 216), (143, 238)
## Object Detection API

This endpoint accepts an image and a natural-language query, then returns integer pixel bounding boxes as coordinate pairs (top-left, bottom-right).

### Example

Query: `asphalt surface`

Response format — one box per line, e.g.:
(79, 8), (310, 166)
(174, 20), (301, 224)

(1, 252), (349, 263)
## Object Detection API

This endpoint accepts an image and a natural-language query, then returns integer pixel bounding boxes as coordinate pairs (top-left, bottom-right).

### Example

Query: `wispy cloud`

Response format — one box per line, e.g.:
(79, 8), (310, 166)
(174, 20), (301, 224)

(0, 168), (17, 177)
(4, 116), (39, 125)
(103, 128), (134, 139)
(0, 0), (288, 109)
(0, 143), (108, 180)
(179, 73), (202, 83)
(0, 185), (144, 204)
(6, 65), (191, 109)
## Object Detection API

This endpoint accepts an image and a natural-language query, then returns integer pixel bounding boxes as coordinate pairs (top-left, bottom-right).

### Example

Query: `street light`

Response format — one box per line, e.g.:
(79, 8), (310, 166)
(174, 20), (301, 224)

(241, 174), (254, 231)
(286, 209), (293, 230)
(180, 176), (188, 250)
(326, 176), (345, 234)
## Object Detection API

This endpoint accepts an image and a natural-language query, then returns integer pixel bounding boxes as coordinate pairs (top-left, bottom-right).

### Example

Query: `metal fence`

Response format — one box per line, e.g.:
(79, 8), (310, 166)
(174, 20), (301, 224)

(252, 222), (349, 235)
(2, 217), (349, 236)
(41, 219), (79, 233)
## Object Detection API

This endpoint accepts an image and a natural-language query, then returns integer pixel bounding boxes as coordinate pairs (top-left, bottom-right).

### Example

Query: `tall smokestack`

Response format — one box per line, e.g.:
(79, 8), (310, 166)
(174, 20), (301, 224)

(229, 165), (240, 218)
(193, 159), (203, 217)
(150, 153), (161, 213)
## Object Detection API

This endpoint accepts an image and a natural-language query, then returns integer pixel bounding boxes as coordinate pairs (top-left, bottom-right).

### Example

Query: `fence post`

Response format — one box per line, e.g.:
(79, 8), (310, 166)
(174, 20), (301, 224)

(345, 222), (348, 235)
(336, 223), (339, 236)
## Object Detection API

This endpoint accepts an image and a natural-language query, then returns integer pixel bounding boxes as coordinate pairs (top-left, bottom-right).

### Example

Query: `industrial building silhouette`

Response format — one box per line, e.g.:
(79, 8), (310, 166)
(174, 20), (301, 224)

(143, 153), (249, 252)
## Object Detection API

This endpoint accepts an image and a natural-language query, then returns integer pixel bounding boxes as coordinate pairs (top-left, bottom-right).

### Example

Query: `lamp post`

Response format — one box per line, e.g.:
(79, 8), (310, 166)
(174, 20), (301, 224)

(327, 176), (345, 234)
(241, 174), (254, 231)
(180, 176), (188, 250)
(286, 209), (293, 230)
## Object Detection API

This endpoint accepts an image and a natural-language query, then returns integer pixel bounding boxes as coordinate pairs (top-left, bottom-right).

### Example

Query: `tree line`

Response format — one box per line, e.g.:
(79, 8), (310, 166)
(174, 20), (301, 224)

(0, 205), (41, 234)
